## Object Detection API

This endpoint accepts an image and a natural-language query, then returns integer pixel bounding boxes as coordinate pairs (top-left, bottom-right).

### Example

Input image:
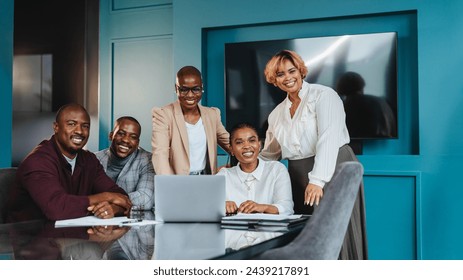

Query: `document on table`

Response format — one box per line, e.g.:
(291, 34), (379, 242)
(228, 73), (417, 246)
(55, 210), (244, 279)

(55, 216), (161, 228)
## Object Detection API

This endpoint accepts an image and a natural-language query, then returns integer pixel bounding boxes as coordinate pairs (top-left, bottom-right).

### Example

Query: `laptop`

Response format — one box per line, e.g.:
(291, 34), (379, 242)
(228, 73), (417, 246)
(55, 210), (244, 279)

(154, 175), (226, 222)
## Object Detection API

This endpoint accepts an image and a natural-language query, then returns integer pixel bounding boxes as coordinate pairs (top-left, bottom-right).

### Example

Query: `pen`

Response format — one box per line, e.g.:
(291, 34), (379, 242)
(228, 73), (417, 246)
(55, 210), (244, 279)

(120, 219), (143, 225)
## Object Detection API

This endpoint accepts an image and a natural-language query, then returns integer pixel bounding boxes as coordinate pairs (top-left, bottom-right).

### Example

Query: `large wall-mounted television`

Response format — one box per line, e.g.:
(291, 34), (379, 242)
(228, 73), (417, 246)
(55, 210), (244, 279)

(224, 32), (398, 140)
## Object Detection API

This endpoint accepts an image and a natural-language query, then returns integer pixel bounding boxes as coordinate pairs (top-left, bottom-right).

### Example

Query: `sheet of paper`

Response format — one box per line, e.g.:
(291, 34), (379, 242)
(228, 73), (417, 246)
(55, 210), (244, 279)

(119, 220), (161, 227)
(54, 216), (161, 228)
(222, 213), (302, 221)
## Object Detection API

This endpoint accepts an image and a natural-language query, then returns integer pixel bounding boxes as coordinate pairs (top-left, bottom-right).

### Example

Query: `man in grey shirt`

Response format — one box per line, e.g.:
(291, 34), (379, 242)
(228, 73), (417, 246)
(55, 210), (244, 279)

(96, 116), (154, 210)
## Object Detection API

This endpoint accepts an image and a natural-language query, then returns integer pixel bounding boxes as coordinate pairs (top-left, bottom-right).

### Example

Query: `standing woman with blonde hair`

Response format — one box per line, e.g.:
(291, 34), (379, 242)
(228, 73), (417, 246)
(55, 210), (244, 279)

(260, 50), (367, 260)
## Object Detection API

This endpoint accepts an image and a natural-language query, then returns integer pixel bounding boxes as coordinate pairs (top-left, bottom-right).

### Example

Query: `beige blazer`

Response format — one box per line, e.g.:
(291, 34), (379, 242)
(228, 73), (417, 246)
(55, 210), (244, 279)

(151, 101), (230, 175)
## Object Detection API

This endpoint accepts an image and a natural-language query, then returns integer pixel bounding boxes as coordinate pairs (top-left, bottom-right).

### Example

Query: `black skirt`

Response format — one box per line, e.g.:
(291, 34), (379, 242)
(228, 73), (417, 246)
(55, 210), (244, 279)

(287, 144), (368, 260)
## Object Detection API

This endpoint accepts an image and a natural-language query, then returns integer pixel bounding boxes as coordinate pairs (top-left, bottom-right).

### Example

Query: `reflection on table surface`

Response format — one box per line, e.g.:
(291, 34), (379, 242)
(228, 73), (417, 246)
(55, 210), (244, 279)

(225, 230), (281, 252)
(0, 212), (304, 260)
(154, 223), (225, 260)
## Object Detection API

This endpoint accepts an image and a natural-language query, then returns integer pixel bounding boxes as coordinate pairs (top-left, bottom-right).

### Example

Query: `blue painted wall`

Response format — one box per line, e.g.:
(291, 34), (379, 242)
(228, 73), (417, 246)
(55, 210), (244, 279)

(99, 0), (174, 150)
(0, 0), (14, 168)
(172, 0), (463, 259)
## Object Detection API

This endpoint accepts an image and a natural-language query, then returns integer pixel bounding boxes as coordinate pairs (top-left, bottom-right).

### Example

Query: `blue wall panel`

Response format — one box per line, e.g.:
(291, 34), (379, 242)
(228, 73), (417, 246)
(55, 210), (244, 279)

(364, 173), (419, 260)
(112, 37), (173, 149)
(0, 0), (14, 167)
(112, 0), (171, 11)
(100, 0), (173, 149)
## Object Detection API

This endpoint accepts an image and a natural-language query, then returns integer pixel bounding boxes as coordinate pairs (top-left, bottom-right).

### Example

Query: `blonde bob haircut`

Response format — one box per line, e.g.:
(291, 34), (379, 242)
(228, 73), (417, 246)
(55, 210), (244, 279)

(264, 50), (308, 84)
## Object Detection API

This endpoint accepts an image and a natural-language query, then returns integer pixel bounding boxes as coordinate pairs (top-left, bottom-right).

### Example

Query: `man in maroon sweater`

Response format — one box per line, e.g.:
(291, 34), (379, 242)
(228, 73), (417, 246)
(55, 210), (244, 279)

(7, 104), (132, 222)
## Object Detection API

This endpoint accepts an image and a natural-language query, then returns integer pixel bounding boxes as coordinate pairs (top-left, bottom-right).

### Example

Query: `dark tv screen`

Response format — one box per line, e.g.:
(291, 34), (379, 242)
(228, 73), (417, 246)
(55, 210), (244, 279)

(224, 32), (398, 140)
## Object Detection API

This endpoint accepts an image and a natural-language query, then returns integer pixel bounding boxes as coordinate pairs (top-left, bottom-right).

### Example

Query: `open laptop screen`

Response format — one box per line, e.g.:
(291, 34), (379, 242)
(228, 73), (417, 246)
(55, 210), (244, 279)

(154, 175), (226, 222)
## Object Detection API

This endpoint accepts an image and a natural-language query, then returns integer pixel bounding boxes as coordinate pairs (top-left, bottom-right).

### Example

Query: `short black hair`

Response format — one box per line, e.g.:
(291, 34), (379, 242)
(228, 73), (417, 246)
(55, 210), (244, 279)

(55, 103), (89, 122)
(229, 122), (259, 143)
(114, 116), (142, 135)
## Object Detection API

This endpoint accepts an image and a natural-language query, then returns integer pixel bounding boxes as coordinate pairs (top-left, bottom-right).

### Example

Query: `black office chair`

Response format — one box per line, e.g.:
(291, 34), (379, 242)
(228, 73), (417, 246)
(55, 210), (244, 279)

(0, 167), (17, 223)
(254, 161), (364, 260)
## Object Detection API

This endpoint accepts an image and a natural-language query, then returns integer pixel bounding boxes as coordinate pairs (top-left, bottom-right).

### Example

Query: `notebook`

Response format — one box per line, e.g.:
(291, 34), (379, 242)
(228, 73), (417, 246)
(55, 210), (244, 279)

(154, 175), (226, 222)
(221, 213), (310, 232)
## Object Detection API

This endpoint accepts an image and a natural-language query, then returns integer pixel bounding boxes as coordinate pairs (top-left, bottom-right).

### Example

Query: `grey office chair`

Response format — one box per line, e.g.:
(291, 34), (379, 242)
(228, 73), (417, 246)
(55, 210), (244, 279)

(254, 161), (364, 260)
(0, 167), (17, 223)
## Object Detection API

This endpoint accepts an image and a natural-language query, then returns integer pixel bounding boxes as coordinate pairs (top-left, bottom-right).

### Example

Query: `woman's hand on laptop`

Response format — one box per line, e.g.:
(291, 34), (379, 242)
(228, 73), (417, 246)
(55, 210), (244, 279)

(226, 201), (238, 215)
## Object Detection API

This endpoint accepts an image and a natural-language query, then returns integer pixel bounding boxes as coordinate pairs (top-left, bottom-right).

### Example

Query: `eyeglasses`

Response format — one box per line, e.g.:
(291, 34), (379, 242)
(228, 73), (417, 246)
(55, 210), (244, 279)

(176, 85), (203, 95)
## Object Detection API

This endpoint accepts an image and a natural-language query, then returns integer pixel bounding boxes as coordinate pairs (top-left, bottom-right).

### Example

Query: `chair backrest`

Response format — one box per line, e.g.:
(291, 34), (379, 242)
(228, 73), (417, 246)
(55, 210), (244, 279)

(255, 161), (364, 260)
(0, 167), (17, 223)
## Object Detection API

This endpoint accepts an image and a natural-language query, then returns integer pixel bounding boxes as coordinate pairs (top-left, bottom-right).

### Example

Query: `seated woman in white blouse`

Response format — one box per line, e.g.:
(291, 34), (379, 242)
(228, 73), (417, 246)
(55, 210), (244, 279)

(217, 123), (294, 216)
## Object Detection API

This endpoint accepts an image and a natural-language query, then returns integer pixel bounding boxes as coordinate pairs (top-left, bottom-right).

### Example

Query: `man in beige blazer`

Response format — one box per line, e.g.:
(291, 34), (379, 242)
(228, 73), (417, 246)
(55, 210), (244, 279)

(151, 66), (230, 175)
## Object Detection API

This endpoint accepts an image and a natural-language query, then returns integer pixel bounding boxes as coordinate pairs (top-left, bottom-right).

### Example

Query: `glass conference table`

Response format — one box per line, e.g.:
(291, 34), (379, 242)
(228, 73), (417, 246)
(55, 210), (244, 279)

(0, 212), (305, 260)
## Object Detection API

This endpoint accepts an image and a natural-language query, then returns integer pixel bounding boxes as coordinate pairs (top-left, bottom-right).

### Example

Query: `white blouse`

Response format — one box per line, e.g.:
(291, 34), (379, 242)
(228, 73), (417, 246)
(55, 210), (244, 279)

(217, 160), (294, 215)
(260, 81), (350, 188)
